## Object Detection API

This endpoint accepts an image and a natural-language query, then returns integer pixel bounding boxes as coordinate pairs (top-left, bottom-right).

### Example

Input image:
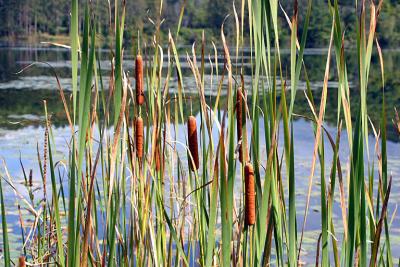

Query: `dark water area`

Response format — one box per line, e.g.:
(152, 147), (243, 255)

(0, 46), (399, 139)
(0, 45), (399, 264)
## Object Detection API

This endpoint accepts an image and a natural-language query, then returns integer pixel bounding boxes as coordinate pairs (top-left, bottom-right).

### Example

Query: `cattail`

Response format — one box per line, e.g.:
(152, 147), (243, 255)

(245, 163), (255, 226)
(236, 88), (243, 162)
(28, 169), (33, 187)
(236, 88), (248, 163)
(135, 116), (144, 159)
(19, 256), (26, 267)
(187, 116), (199, 171)
(136, 54), (145, 105)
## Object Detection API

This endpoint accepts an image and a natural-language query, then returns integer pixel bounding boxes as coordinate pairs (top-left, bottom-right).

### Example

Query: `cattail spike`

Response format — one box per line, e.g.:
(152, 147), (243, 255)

(136, 54), (144, 105)
(135, 117), (144, 159)
(19, 256), (26, 267)
(245, 163), (255, 226)
(188, 116), (199, 171)
(28, 169), (33, 187)
(236, 88), (243, 162)
(236, 88), (248, 163)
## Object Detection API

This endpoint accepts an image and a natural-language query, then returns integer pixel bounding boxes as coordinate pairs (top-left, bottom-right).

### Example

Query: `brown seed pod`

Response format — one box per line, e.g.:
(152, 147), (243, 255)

(236, 88), (243, 162)
(19, 256), (26, 267)
(135, 116), (144, 159)
(136, 54), (145, 105)
(245, 163), (255, 226)
(29, 169), (33, 187)
(187, 115), (199, 171)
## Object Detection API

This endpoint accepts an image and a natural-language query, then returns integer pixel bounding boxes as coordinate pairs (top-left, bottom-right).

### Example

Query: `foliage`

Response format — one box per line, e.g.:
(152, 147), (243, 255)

(1, 0), (400, 48)
(0, 0), (398, 266)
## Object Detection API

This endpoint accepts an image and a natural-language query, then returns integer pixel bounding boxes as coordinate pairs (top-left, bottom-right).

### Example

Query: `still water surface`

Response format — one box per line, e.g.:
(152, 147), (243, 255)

(0, 46), (399, 264)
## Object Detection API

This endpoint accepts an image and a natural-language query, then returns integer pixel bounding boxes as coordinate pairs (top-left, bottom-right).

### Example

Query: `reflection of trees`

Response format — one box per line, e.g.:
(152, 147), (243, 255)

(293, 85), (399, 142)
(0, 89), (64, 129)
(1, 48), (399, 141)
(1, 86), (398, 142)
(0, 49), (72, 83)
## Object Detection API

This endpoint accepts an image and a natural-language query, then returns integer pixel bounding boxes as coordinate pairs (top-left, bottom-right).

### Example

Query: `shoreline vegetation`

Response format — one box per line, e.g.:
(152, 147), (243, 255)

(1, 0), (400, 49)
(1, 0), (399, 266)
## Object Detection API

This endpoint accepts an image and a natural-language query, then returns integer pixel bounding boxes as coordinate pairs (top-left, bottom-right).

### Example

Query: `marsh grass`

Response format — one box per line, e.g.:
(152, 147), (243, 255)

(0, 0), (398, 266)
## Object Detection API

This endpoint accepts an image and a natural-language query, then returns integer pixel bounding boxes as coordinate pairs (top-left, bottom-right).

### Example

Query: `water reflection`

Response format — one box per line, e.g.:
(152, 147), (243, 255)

(0, 46), (398, 140)
(0, 46), (400, 263)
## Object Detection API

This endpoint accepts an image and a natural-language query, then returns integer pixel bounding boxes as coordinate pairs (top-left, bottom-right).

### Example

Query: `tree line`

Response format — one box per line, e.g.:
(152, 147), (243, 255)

(0, 0), (399, 48)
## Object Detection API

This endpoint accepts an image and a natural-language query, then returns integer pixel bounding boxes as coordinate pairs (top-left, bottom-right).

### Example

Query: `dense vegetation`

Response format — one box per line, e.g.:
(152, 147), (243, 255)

(0, 0), (399, 266)
(1, 0), (400, 47)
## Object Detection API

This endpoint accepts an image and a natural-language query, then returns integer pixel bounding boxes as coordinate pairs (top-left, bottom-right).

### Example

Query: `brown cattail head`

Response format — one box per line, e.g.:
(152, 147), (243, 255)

(236, 88), (243, 162)
(19, 256), (26, 267)
(135, 116), (144, 159)
(245, 163), (255, 226)
(29, 169), (33, 187)
(187, 115), (199, 171)
(136, 54), (145, 105)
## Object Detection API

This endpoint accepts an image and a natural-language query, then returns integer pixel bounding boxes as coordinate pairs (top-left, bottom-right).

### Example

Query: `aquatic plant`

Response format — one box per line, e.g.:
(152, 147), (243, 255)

(0, 0), (396, 266)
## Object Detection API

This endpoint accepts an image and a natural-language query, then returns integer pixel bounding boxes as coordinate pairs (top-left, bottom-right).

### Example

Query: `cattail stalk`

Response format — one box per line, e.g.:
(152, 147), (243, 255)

(136, 54), (144, 105)
(188, 116), (199, 170)
(245, 163), (255, 226)
(135, 116), (144, 158)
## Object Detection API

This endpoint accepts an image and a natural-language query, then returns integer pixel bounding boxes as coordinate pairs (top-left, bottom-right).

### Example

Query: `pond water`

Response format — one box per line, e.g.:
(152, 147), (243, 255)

(0, 45), (399, 264)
